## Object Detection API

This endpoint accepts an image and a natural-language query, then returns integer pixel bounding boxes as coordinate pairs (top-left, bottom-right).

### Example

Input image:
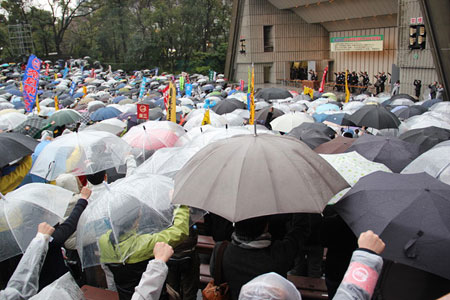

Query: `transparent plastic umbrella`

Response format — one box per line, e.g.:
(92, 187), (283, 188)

(320, 151), (392, 204)
(136, 147), (199, 179)
(0, 112), (26, 131)
(122, 121), (186, 161)
(183, 111), (227, 131)
(30, 272), (85, 300)
(31, 131), (131, 180)
(402, 140), (450, 185)
(403, 114), (450, 130)
(185, 126), (253, 150)
(0, 183), (72, 262)
(76, 177), (175, 268)
(270, 112), (314, 133)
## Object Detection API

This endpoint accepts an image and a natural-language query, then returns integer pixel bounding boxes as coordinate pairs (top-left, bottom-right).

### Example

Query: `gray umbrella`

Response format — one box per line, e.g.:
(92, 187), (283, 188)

(334, 171), (450, 280)
(255, 88), (292, 101)
(287, 126), (332, 149)
(398, 126), (450, 154)
(172, 134), (348, 222)
(345, 134), (420, 173)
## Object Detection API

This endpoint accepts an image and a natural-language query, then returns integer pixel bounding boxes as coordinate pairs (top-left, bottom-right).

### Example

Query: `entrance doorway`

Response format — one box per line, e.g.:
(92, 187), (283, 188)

(290, 61), (308, 80)
(264, 66), (271, 83)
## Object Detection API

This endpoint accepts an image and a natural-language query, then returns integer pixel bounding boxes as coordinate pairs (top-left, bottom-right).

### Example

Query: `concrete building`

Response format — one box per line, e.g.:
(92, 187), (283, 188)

(225, 0), (446, 98)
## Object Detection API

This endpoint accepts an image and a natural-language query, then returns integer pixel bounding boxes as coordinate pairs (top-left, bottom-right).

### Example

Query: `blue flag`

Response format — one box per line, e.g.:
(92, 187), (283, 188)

(63, 67), (69, 79)
(185, 84), (193, 96)
(69, 80), (77, 96)
(139, 77), (147, 99)
(22, 55), (42, 112)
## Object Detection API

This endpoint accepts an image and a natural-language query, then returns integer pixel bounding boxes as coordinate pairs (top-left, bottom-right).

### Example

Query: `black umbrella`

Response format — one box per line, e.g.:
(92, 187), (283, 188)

(148, 108), (164, 120)
(314, 136), (355, 154)
(349, 105), (401, 129)
(393, 105), (428, 120)
(0, 132), (39, 167)
(421, 98), (442, 108)
(211, 99), (246, 115)
(390, 93), (415, 102)
(399, 126), (450, 154)
(255, 107), (284, 122)
(255, 88), (292, 101)
(287, 127), (332, 149)
(290, 122), (336, 139)
(334, 171), (450, 280)
(345, 135), (420, 173)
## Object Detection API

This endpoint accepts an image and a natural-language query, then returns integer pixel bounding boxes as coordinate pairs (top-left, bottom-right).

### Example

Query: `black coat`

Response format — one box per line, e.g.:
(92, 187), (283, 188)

(210, 214), (309, 300)
(39, 198), (88, 289)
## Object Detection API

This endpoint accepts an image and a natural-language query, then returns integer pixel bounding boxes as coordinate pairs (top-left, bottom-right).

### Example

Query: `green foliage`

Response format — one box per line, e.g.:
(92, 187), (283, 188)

(0, 0), (232, 72)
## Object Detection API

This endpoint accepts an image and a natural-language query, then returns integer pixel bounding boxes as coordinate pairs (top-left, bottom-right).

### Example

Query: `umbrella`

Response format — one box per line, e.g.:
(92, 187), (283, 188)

(287, 126), (331, 149)
(322, 113), (355, 126)
(430, 102), (450, 115)
(342, 101), (365, 114)
(211, 99), (246, 115)
(172, 134), (349, 222)
(148, 108), (164, 121)
(31, 131), (131, 180)
(390, 93), (415, 102)
(183, 111), (227, 131)
(255, 107), (284, 122)
(314, 136), (355, 154)
(402, 140), (450, 185)
(182, 126), (254, 150)
(270, 112), (314, 133)
(30, 273), (84, 300)
(87, 100), (106, 113)
(390, 98), (415, 106)
(399, 126), (450, 154)
(0, 183), (72, 262)
(0, 112), (27, 131)
(334, 171), (450, 280)
(122, 121), (186, 160)
(76, 177), (174, 268)
(0, 132), (39, 167)
(136, 146), (198, 179)
(345, 135), (420, 173)
(13, 116), (47, 137)
(48, 109), (82, 126)
(90, 107), (122, 121)
(83, 122), (125, 135)
(320, 151), (392, 204)
(255, 88), (292, 101)
(315, 103), (340, 114)
(403, 113), (450, 131)
(393, 105), (428, 120)
(421, 98), (441, 108)
(349, 105), (401, 129)
(321, 92), (337, 101)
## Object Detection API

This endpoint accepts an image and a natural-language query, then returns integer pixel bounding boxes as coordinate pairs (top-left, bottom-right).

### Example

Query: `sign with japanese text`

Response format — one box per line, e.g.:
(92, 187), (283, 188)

(331, 35), (383, 52)
(137, 103), (149, 120)
(22, 55), (42, 112)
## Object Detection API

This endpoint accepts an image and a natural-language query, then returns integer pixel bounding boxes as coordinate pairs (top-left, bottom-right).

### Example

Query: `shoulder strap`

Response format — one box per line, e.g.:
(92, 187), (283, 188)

(213, 241), (229, 285)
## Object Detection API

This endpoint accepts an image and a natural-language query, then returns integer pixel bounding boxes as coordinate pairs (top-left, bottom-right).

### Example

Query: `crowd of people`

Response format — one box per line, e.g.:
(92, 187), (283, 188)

(0, 57), (449, 300)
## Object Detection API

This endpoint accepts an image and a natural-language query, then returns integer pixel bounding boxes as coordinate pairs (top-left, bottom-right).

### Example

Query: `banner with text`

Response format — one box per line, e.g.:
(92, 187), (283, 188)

(331, 35), (383, 52)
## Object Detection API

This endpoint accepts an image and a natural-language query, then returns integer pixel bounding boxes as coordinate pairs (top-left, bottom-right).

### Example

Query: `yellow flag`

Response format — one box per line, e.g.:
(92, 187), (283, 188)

(345, 70), (350, 103)
(167, 82), (177, 122)
(54, 95), (59, 111)
(201, 109), (211, 125)
(304, 86), (314, 100)
(36, 94), (41, 113)
(249, 64), (255, 125)
(82, 86), (87, 98)
(54, 73), (58, 80)
(20, 82), (23, 92)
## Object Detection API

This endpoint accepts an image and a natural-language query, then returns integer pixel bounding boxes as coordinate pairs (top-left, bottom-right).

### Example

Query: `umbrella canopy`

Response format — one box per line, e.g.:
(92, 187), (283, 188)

(87, 100), (106, 113)
(345, 135), (420, 173)
(90, 106), (122, 121)
(390, 93), (415, 102)
(76, 176), (174, 268)
(315, 103), (340, 114)
(48, 109), (82, 126)
(255, 88), (292, 101)
(270, 112), (314, 133)
(349, 105), (401, 129)
(314, 136), (355, 154)
(421, 98), (441, 108)
(148, 107), (164, 120)
(0, 112), (27, 131)
(30, 272), (84, 300)
(403, 113), (450, 131)
(254, 107), (284, 122)
(430, 102), (450, 115)
(287, 123), (334, 149)
(322, 113), (355, 126)
(402, 140), (450, 185)
(0, 132), (39, 168)
(31, 131), (131, 180)
(136, 146), (198, 179)
(212, 99), (246, 115)
(83, 121), (125, 135)
(393, 105), (428, 120)
(334, 171), (450, 280)
(320, 151), (392, 204)
(122, 121), (186, 160)
(0, 183), (72, 262)
(172, 134), (349, 222)
(183, 111), (227, 131)
(13, 116), (47, 138)
(398, 126), (450, 154)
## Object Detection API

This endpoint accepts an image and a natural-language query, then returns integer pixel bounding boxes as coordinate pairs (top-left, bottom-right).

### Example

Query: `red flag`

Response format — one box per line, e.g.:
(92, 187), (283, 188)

(240, 80), (244, 91)
(162, 85), (170, 110)
(45, 63), (49, 76)
(90, 68), (95, 78)
(319, 66), (328, 93)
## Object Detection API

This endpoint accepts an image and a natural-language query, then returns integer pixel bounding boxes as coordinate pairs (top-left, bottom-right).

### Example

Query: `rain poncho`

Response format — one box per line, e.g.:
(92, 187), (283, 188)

(0, 233), (50, 300)
(30, 272), (85, 300)
(98, 205), (189, 264)
(238, 272), (301, 300)
(0, 156), (32, 195)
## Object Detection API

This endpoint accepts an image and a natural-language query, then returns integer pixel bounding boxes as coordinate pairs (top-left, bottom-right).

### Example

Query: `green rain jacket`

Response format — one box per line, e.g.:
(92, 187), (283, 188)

(98, 205), (189, 264)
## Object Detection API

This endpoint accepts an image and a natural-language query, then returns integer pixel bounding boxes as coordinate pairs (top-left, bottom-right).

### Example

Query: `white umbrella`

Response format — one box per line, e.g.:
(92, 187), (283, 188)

(0, 112), (26, 130)
(184, 111), (227, 131)
(270, 112), (314, 133)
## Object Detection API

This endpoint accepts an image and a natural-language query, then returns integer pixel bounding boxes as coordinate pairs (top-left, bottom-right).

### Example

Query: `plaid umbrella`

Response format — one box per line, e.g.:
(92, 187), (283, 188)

(13, 116), (47, 138)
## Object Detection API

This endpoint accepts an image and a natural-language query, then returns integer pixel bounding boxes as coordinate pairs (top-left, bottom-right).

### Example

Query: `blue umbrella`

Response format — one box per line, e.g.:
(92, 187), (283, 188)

(117, 83), (126, 89)
(203, 99), (217, 108)
(154, 98), (165, 109)
(1, 63), (9, 67)
(324, 113), (355, 126)
(113, 96), (127, 104)
(13, 101), (25, 109)
(390, 105), (408, 113)
(315, 103), (340, 114)
(72, 92), (84, 98)
(6, 89), (22, 97)
(312, 113), (328, 123)
(90, 107), (122, 121)
(422, 98), (442, 108)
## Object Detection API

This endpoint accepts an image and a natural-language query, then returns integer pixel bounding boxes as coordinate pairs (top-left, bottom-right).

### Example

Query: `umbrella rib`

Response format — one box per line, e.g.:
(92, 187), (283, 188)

(3, 200), (23, 253)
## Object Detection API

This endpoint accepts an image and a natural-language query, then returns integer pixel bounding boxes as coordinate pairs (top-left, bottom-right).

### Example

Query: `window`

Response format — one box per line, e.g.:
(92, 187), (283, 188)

(263, 26), (274, 52)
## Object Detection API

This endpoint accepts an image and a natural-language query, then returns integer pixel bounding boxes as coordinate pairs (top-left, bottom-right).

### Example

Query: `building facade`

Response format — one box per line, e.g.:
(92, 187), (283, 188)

(225, 0), (440, 97)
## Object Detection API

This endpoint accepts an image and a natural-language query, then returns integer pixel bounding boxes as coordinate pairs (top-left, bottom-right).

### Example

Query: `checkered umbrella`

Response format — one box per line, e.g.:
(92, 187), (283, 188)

(13, 116), (47, 138)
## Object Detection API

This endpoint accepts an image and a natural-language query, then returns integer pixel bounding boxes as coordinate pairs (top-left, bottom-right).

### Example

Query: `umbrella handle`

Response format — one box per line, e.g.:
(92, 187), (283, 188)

(45, 161), (55, 181)
(404, 230), (424, 258)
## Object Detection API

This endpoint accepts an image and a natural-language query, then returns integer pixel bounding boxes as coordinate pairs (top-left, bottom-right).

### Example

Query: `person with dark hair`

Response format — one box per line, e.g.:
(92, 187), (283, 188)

(413, 79), (422, 99)
(210, 214), (309, 300)
(429, 81), (438, 99)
